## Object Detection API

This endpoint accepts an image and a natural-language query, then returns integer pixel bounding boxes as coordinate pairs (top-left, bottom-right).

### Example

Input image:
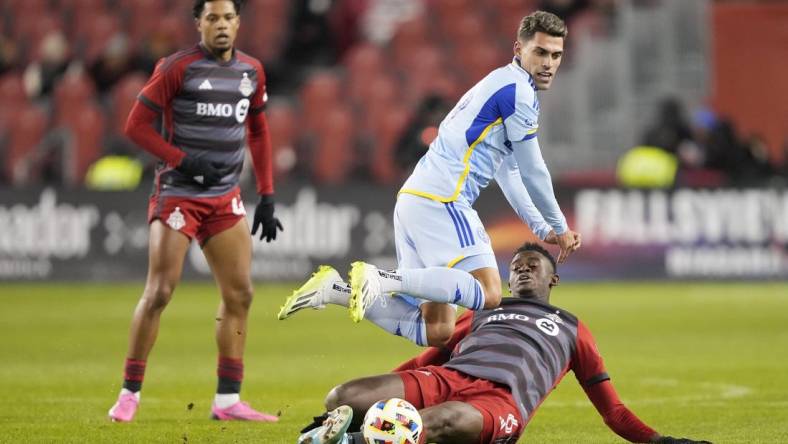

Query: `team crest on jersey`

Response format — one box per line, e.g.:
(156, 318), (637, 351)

(231, 197), (246, 216)
(167, 207), (186, 231)
(498, 414), (519, 434)
(239, 72), (254, 97)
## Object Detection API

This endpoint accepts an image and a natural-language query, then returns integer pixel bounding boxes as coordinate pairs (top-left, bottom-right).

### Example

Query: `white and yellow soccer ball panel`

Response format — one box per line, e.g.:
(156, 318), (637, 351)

(362, 398), (423, 444)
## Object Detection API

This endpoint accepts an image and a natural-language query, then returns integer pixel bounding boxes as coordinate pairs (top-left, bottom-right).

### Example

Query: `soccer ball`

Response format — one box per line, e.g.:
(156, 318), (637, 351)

(362, 398), (423, 444)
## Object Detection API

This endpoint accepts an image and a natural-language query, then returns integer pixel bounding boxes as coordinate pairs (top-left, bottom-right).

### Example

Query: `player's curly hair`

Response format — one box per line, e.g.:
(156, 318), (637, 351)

(193, 0), (244, 18)
(514, 242), (557, 272)
(517, 11), (568, 41)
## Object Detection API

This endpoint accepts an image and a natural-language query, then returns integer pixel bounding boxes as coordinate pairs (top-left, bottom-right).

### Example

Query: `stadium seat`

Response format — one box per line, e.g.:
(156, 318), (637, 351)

(440, 10), (489, 47)
(398, 45), (448, 105)
(0, 74), (29, 130)
(53, 74), (105, 184)
(264, 102), (298, 179)
(357, 74), (400, 134)
(430, 0), (477, 18)
(369, 106), (410, 184)
(454, 41), (509, 86)
(77, 14), (123, 62)
(389, 15), (431, 73)
(7, 0), (48, 15)
(57, 0), (106, 10)
(241, 0), (289, 59)
(489, 0), (537, 18)
(58, 103), (107, 186)
(494, 9), (529, 43)
(53, 72), (96, 109)
(312, 107), (355, 184)
(343, 43), (386, 104)
(14, 12), (64, 64)
(5, 105), (48, 185)
(123, 0), (167, 43)
(110, 73), (148, 135)
(298, 70), (343, 133)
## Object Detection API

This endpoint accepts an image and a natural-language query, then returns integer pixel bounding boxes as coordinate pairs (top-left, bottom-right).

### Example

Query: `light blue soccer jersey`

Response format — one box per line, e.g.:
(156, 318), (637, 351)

(400, 58), (567, 235)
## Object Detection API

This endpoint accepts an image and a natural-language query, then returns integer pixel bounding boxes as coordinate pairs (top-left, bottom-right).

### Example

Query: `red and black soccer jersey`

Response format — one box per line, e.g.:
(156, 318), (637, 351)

(442, 298), (607, 423)
(135, 43), (270, 197)
(394, 297), (657, 442)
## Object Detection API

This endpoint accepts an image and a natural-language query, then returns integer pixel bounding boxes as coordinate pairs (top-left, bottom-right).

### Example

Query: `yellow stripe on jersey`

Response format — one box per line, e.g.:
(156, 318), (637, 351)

(447, 255), (466, 268)
(399, 117), (504, 203)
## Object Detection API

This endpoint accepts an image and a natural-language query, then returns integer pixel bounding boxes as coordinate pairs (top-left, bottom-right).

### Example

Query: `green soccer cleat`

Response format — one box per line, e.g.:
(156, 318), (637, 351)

(278, 266), (342, 320)
(348, 261), (383, 323)
(297, 405), (353, 444)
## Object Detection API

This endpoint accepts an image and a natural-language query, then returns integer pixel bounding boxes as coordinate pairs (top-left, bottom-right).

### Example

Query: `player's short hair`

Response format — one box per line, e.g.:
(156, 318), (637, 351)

(514, 242), (557, 273)
(193, 0), (243, 19)
(517, 11), (568, 41)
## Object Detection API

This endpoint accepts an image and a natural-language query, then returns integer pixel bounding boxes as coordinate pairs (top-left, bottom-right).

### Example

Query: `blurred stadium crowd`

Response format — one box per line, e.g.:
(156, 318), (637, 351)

(0, 0), (785, 189)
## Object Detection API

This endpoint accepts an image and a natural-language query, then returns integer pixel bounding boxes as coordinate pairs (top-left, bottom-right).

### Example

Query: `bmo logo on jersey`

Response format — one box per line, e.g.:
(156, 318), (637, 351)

(196, 99), (250, 123)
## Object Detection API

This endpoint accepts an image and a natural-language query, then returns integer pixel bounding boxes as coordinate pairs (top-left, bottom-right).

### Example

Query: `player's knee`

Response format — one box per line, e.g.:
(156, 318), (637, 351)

(325, 383), (358, 411)
(143, 283), (175, 312)
(421, 408), (464, 442)
(481, 283), (502, 309)
(425, 321), (454, 348)
(324, 385), (342, 410)
(222, 284), (254, 312)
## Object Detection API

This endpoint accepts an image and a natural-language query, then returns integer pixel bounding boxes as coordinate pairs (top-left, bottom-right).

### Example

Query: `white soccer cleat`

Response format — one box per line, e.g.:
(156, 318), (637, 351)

(348, 261), (384, 323)
(278, 266), (342, 320)
(297, 405), (353, 444)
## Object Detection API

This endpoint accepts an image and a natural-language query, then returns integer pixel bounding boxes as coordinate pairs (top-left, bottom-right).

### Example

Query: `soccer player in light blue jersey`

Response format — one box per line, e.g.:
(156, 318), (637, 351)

(279, 11), (581, 349)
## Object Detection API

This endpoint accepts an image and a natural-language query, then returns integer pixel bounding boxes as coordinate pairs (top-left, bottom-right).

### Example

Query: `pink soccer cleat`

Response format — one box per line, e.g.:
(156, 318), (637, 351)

(108, 392), (139, 422)
(211, 401), (279, 422)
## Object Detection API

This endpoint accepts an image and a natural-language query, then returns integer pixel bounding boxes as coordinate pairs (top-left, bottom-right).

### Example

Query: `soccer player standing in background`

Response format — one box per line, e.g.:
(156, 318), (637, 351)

(108, 0), (283, 422)
(280, 11), (581, 349)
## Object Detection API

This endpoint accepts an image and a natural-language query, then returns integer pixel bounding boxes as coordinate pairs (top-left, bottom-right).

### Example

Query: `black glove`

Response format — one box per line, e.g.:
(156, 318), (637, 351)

(177, 156), (228, 187)
(655, 436), (712, 444)
(251, 194), (283, 242)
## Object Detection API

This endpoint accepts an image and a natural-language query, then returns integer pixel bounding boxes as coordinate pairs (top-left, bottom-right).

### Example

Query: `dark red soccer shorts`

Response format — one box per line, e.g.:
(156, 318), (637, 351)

(397, 366), (524, 444)
(148, 187), (247, 245)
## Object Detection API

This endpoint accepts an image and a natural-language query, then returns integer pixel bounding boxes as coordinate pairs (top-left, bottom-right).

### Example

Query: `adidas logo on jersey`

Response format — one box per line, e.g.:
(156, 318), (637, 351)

(198, 79), (213, 90)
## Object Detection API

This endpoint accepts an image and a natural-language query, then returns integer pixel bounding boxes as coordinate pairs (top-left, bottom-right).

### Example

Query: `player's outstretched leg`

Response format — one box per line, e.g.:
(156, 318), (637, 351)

(279, 266), (350, 320)
(348, 262), (386, 323)
(297, 405), (353, 444)
(349, 262), (488, 322)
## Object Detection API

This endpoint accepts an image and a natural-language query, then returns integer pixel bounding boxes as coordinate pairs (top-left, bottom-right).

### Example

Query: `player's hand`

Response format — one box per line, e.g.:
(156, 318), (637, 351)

(177, 155), (229, 187)
(251, 194), (283, 242)
(555, 229), (581, 264)
(544, 230), (558, 244)
(652, 436), (712, 444)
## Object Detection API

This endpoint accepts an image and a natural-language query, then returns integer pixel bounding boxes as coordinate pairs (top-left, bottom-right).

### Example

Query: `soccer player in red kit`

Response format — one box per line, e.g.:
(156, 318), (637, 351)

(298, 244), (712, 444)
(108, 0), (283, 422)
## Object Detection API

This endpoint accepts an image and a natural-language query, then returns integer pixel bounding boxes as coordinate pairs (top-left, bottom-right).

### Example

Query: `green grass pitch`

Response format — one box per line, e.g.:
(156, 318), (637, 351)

(1, 281), (787, 443)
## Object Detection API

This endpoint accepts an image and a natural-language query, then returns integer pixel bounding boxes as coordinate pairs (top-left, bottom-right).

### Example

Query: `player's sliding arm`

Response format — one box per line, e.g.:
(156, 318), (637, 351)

(494, 155), (554, 241)
(510, 136), (579, 262)
(246, 66), (282, 242)
(573, 322), (711, 444)
(583, 382), (710, 444)
(393, 311), (473, 371)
